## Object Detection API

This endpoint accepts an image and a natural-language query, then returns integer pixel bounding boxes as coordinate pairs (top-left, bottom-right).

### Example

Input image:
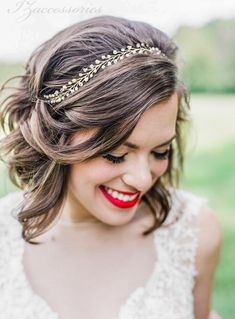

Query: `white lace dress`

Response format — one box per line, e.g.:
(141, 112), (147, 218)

(0, 187), (208, 319)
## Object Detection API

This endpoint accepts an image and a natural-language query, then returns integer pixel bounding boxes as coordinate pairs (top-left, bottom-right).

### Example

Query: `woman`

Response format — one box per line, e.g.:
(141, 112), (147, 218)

(0, 15), (222, 319)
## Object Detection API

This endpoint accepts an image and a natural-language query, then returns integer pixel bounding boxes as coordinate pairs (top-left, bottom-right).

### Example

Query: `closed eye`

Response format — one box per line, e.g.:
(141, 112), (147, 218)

(103, 148), (171, 164)
(152, 149), (171, 160)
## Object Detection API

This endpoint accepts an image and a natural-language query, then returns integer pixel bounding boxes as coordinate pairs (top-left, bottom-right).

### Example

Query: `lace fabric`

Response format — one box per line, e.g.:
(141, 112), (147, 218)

(0, 188), (208, 319)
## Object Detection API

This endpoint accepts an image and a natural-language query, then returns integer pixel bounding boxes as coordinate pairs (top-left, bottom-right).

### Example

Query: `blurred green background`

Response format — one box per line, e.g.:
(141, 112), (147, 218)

(0, 16), (235, 319)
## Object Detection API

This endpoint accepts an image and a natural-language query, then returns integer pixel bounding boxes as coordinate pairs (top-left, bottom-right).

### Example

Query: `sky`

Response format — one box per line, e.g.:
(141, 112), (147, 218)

(0, 0), (235, 62)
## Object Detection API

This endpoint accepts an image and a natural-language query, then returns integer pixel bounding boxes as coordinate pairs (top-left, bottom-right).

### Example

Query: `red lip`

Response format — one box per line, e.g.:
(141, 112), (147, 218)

(99, 186), (140, 209)
(101, 185), (140, 196)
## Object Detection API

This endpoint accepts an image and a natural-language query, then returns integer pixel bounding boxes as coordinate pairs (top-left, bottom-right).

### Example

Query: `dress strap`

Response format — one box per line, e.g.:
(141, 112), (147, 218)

(155, 187), (208, 279)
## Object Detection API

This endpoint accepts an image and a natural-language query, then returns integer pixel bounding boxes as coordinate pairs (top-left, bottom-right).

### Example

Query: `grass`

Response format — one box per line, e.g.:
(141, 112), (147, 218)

(0, 162), (19, 197)
(0, 63), (25, 85)
(182, 141), (235, 319)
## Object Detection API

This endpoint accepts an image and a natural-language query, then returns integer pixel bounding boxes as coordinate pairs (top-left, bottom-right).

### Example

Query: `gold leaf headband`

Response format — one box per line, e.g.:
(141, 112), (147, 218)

(43, 42), (167, 104)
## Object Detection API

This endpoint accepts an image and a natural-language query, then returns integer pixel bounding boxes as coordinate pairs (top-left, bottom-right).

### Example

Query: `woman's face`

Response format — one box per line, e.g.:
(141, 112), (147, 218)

(60, 92), (178, 229)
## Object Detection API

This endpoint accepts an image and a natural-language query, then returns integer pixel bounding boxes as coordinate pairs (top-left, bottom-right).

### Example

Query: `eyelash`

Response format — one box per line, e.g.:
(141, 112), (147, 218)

(103, 148), (171, 164)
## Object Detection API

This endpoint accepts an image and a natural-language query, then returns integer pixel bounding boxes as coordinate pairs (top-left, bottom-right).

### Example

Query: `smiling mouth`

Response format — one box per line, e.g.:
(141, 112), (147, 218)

(101, 185), (140, 196)
(99, 185), (140, 209)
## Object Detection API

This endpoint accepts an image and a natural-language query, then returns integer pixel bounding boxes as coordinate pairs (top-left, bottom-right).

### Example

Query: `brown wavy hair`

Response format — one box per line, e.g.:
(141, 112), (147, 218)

(0, 15), (190, 244)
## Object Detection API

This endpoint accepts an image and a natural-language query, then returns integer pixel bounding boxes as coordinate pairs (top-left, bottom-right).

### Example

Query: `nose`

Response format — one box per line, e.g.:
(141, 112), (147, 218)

(122, 155), (154, 193)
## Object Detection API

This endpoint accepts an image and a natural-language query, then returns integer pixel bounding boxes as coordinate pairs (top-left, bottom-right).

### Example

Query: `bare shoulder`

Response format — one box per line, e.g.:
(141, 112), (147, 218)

(192, 204), (222, 318)
(195, 203), (222, 275)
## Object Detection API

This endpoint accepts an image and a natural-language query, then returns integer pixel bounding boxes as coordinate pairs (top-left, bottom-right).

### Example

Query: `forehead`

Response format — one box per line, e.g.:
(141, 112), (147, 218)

(127, 92), (178, 144)
(70, 92), (178, 147)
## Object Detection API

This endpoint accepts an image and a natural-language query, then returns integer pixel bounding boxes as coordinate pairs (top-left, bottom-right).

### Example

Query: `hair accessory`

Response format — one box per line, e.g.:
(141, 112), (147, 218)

(43, 42), (166, 104)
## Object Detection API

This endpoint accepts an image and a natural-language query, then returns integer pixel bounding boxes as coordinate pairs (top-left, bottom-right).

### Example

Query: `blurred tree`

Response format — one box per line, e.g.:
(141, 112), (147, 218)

(174, 17), (235, 93)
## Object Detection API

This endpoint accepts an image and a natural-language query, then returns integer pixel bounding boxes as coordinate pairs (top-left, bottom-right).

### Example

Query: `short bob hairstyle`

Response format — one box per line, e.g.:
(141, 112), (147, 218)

(0, 15), (190, 244)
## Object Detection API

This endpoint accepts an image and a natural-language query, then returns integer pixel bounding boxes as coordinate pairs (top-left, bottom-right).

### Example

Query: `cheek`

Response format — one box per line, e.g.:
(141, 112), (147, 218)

(68, 159), (119, 187)
(154, 159), (169, 176)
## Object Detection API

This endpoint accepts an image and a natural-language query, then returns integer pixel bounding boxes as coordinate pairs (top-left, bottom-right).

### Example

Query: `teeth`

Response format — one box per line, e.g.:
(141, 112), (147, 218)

(103, 186), (138, 202)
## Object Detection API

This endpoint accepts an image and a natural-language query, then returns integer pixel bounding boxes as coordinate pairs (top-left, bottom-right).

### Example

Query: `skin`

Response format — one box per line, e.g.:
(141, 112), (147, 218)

(193, 205), (222, 319)
(57, 91), (222, 318)
(59, 91), (178, 231)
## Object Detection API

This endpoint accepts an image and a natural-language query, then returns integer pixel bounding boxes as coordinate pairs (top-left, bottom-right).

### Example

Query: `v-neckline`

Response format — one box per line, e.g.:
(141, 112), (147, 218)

(18, 226), (161, 319)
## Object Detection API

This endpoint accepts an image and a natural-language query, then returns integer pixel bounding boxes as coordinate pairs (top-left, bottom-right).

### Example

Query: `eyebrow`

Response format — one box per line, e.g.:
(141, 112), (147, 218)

(123, 134), (176, 150)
